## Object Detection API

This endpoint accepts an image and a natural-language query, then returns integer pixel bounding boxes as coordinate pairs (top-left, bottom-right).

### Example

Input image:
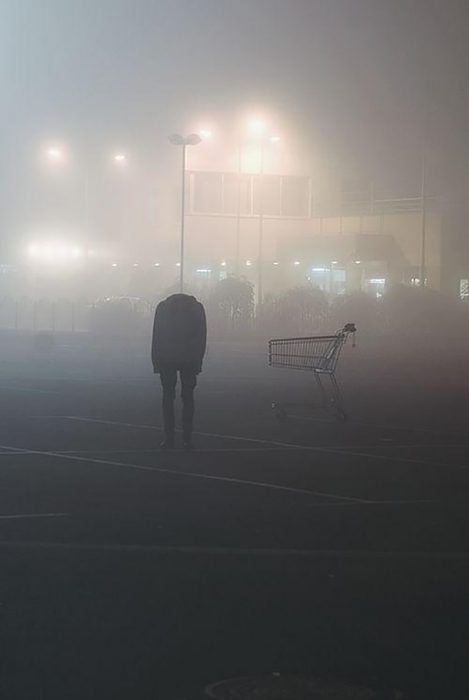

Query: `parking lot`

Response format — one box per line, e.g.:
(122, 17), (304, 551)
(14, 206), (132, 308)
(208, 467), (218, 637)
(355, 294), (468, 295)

(0, 332), (468, 699)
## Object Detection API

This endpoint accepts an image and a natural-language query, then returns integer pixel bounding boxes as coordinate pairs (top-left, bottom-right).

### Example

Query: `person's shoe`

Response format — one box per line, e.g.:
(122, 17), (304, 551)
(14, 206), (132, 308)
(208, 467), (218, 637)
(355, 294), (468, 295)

(182, 438), (194, 451)
(160, 437), (175, 449)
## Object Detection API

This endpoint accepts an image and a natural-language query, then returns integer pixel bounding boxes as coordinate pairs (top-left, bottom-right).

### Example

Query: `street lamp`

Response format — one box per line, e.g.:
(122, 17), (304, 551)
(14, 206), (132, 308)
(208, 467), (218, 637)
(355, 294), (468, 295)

(245, 119), (281, 306)
(41, 142), (130, 249)
(169, 132), (202, 292)
(46, 147), (64, 163)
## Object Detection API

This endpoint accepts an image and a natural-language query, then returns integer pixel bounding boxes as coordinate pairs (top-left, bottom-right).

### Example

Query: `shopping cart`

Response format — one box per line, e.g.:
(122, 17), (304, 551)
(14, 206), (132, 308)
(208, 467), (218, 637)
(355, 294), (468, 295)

(268, 322), (356, 421)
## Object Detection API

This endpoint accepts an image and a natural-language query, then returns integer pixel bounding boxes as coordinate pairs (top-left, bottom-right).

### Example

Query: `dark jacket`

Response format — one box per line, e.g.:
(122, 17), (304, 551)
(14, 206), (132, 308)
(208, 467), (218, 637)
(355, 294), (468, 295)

(151, 294), (207, 373)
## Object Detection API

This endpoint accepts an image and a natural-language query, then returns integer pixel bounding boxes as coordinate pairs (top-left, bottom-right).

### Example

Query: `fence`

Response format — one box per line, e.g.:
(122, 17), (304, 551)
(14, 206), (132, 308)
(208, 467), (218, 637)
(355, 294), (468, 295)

(0, 298), (90, 333)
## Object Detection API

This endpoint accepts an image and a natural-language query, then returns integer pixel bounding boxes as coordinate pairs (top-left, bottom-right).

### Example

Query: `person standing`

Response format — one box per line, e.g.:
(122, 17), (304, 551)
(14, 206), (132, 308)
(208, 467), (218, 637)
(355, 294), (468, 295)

(152, 293), (207, 449)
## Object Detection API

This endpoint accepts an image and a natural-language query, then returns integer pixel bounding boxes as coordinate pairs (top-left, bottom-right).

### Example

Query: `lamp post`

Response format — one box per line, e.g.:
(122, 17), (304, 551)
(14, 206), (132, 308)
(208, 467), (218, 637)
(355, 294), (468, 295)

(169, 133), (202, 292)
(43, 144), (128, 247)
(246, 121), (281, 306)
(420, 147), (427, 288)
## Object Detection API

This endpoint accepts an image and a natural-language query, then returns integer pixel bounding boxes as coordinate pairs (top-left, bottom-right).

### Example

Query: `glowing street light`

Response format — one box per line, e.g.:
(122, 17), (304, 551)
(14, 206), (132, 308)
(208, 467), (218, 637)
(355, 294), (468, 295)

(247, 119), (267, 136)
(46, 147), (64, 163)
(244, 118), (281, 306)
(113, 153), (127, 165)
(199, 129), (213, 141)
(168, 133), (202, 292)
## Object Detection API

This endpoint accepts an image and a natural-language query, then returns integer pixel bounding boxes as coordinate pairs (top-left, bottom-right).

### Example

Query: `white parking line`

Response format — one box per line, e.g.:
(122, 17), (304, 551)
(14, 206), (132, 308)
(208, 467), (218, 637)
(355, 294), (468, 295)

(0, 443), (373, 504)
(0, 512), (69, 520)
(60, 415), (467, 470)
(0, 540), (465, 559)
(56, 447), (299, 454)
(0, 385), (61, 395)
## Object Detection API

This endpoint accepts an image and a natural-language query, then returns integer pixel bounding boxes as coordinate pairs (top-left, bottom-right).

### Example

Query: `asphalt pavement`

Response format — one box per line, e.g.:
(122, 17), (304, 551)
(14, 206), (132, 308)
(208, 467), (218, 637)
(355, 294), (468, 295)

(0, 332), (468, 699)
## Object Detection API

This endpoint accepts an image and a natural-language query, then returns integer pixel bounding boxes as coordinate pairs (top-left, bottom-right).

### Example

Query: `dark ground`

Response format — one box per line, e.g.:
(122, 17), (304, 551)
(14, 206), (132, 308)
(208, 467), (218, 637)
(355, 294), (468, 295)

(0, 331), (468, 699)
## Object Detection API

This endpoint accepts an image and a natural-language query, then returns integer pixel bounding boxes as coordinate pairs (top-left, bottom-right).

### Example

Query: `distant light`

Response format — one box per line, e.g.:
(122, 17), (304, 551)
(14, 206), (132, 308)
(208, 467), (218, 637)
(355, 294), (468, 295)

(153, 262), (160, 267)
(273, 261), (279, 266)
(220, 261), (227, 267)
(312, 267), (329, 272)
(247, 119), (267, 136)
(246, 259), (252, 266)
(113, 153), (126, 164)
(331, 260), (338, 265)
(176, 262), (181, 267)
(369, 278), (386, 284)
(199, 129), (213, 141)
(354, 260), (361, 264)
(270, 135), (281, 143)
(26, 242), (83, 263)
(293, 261), (301, 266)
(132, 263), (139, 267)
(46, 147), (64, 162)
(111, 263), (118, 267)
(196, 268), (212, 273)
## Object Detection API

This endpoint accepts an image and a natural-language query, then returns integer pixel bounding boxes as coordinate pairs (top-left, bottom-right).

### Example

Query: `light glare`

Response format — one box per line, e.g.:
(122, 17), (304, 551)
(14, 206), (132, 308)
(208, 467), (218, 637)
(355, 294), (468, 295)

(46, 147), (64, 163)
(199, 129), (213, 141)
(26, 242), (83, 263)
(248, 119), (267, 136)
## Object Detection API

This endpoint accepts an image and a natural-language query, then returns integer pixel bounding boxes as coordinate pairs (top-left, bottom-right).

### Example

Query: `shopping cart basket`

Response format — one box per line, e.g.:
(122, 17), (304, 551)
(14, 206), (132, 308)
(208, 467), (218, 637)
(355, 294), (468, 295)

(268, 323), (356, 421)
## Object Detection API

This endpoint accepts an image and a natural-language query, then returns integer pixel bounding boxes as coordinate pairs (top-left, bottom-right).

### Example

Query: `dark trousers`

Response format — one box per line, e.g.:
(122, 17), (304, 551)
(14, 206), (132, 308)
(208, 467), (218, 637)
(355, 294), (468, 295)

(159, 363), (197, 438)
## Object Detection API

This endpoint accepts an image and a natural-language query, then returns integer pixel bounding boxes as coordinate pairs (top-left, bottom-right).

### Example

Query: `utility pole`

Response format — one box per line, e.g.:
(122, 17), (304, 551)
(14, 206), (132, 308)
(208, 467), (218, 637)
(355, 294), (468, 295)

(420, 148), (427, 287)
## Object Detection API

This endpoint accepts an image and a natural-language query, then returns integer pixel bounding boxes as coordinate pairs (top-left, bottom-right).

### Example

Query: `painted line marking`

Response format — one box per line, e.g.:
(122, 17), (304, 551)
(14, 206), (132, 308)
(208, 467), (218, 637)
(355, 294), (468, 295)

(60, 416), (467, 471)
(0, 513), (68, 520)
(284, 412), (469, 438)
(0, 443), (373, 504)
(0, 440), (435, 506)
(58, 447), (300, 454)
(0, 385), (61, 395)
(0, 540), (465, 559)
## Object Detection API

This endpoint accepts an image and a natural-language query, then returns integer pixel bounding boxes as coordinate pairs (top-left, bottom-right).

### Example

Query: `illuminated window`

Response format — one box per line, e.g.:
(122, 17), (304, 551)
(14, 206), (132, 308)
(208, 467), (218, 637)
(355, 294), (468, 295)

(223, 174), (251, 215)
(188, 171), (311, 218)
(460, 279), (469, 299)
(252, 175), (281, 216)
(193, 173), (223, 213)
(281, 176), (310, 217)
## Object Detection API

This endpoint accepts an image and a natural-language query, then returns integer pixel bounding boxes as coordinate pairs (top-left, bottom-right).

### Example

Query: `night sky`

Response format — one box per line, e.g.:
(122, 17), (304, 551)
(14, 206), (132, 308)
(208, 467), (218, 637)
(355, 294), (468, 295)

(2, 0), (469, 241)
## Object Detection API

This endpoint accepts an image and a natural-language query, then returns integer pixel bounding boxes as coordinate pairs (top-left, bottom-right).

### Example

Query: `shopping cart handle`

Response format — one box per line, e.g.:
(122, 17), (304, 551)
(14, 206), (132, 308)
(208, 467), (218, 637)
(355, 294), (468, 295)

(343, 323), (356, 333)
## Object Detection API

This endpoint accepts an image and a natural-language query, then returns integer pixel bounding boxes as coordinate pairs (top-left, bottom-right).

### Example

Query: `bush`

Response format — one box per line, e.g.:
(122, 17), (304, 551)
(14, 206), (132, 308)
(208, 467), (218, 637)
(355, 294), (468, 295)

(260, 286), (328, 337)
(88, 296), (151, 335)
(381, 284), (465, 336)
(207, 277), (254, 336)
(328, 291), (380, 335)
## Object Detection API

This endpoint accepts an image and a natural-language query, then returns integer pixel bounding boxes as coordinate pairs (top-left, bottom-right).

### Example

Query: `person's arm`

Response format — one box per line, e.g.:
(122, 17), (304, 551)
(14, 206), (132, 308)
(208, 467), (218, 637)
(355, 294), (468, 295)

(195, 303), (207, 372)
(151, 304), (162, 373)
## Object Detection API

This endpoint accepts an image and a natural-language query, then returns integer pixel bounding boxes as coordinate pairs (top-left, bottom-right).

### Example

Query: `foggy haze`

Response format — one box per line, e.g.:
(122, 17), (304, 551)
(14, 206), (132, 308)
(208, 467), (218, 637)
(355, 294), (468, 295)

(2, 1), (469, 196)
(3, 4), (469, 699)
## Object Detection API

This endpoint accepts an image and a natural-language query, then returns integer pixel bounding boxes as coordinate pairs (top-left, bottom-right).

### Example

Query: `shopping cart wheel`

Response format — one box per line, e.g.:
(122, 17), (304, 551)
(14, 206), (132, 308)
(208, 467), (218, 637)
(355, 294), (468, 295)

(272, 403), (288, 422)
(334, 407), (347, 422)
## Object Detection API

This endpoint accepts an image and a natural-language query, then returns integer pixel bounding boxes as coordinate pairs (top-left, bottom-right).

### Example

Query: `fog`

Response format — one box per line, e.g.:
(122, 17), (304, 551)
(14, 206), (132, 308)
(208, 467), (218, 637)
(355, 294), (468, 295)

(3, 6), (469, 698)
(1, 0), (469, 321)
